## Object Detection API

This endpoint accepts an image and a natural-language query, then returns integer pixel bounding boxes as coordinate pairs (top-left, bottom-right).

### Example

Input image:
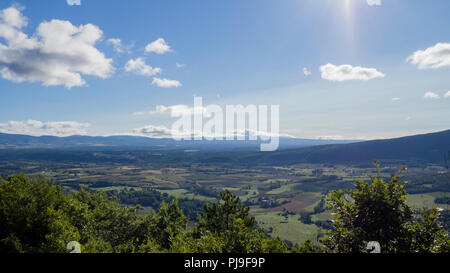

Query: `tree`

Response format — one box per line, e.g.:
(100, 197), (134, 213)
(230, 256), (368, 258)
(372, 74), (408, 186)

(322, 162), (449, 253)
(0, 174), (153, 253)
(192, 190), (287, 253)
(197, 190), (255, 234)
(152, 199), (187, 249)
(0, 173), (71, 252)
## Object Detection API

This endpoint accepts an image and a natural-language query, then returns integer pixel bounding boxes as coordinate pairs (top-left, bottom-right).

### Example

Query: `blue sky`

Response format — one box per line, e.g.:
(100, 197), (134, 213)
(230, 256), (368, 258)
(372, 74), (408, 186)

(0, 0), (449, 140)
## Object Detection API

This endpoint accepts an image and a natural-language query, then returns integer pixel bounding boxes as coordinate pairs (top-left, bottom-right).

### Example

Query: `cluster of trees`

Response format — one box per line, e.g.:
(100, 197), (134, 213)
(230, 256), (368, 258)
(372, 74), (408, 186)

(322, 164), (449, 253)
(435, 197), (450, 205)
(113, 188), (205, 221)
(406, 172), (450, 194)
(298, 198), (327, 223)
(0, 174), (289, 253)
(0, 164), (449, 253)
(243, 196), (288, 209)
(293, 176), (353, 192)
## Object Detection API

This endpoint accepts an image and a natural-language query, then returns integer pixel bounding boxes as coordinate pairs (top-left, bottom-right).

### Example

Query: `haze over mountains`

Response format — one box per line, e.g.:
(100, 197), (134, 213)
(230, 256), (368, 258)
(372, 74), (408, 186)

(0, 133), (357, 151)
(0, 130), (449, 165)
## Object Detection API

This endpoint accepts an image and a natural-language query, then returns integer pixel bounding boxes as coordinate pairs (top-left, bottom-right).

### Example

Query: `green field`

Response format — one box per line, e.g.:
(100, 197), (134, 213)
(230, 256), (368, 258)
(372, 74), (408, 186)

(254, 211), (321, 245)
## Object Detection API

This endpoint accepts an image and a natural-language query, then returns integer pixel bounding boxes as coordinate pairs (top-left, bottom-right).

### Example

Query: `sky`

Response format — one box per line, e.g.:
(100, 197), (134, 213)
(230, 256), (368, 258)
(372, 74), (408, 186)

(0, 0), (450, 140)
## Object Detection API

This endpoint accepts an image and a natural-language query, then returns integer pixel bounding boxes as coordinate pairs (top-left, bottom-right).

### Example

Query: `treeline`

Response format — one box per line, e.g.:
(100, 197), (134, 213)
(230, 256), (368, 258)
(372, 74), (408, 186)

(112, 188), (206, 221)
(297, 198), (332, 230)
(405, 172), (450, 194)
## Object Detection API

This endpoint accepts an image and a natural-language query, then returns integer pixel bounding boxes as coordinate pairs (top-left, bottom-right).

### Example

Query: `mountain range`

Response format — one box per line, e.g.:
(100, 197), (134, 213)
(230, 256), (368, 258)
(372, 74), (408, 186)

(0, 133), (357, 151)
(0, 130), (449, 165)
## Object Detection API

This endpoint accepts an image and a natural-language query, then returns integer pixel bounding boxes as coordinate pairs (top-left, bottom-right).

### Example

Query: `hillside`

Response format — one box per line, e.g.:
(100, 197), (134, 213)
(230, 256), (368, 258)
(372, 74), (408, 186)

(241, 129), (450, 165)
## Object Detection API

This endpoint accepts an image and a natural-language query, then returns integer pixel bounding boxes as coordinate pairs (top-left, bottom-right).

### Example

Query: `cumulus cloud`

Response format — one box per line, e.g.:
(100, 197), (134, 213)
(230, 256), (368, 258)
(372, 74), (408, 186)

(125, 58), (161, 76)
(145, 38), (172, 54)
(176, 62), (186, 68)
(133, 104), (210, 118)
(0, 120), (90, 136)
(67, 0), (81, 6)
(158, 105), (209, 117)
(424, 91), (440, 99)
(407, 43), (450, 69)
(445, 91), (450, 98)
(152, 77), (181, 88)
(319, 63), (385, 82)
(0, 6), (114, 88)
(303, 67), (311, 76)
(367, 0), (382, 6)
(132, 125), (173, 138)
(107, 38), (133, 54)
(107, 38), (124, 53)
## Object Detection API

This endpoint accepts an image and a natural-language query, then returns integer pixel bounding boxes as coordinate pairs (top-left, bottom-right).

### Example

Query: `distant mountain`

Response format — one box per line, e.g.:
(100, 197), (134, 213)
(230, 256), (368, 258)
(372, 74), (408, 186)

(241, 129), (450, 165)
(0, 130), (448, 166)
(0, 133), (358, 151)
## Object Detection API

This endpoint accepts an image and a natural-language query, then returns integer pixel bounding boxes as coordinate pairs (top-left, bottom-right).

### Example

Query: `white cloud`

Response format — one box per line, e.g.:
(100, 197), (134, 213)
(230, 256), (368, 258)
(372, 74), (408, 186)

(391, 97), (401, 101)
(445, 91), (450, 98)
(67, 0), (81, 6)
(317, 135), (345, 140)
(145, 38), (172, 54)
(176, 62), (186, 68)
(367, 0), (382, 6)
(303, 67), (311, 76)
(0, 6), (114, 88)
(107, 38), (133, 54)
(133, 104), (210, 118)
(107, 38), (123, 53)
(0, 4), (27, 28)
(155, 105), (210, 117)
(424, 91), (440, 99)
(130, 125), (291, 140)
(319, 63), (385, 82)
(0, 120), (90, 136)
(132, 125), (173, 138)
(407, 43), (450, 69)
(125, 58), (161, 76)
(152, 77), (181, 88)
(132, 111), (146, 116)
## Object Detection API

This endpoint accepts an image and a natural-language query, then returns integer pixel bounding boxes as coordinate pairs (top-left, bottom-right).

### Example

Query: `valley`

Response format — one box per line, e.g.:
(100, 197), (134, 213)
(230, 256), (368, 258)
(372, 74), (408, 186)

(1, 154), (448, 246)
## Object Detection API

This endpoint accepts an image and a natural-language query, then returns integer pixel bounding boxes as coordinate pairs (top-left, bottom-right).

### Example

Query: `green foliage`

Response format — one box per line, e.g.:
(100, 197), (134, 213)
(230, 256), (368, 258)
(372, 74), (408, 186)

(291, 240), (326, 253)
(185, 190), (288, 253)
(322, 162), (450, 253)
(0, 173), (69, 252)
(152, 200), (187, 249)
(198, 190), (255, 234)
(113, 188), (206, 221)
(0, 174), (288, 253)
(3, 170), (446, 253)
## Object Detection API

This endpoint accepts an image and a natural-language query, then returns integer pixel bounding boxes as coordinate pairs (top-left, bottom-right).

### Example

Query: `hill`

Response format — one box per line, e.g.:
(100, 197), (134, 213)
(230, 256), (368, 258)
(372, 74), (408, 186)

(240, 129), (450, 165)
